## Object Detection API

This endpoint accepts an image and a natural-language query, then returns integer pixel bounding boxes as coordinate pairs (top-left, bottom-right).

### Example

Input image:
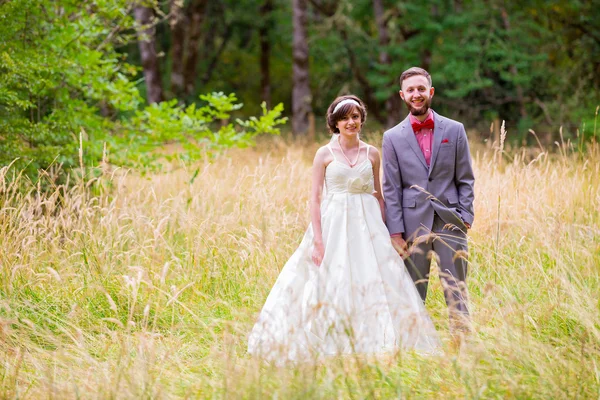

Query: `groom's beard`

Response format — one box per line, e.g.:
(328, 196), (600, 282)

(404, 97), (431, 116)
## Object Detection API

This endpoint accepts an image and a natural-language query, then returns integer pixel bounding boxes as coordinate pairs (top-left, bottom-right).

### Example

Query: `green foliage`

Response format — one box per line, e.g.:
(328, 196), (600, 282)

(109, 93), (287, 169)
(239, 0), (598, 140)
(236, 101), (288, 137)
(0, 0), (139, 177)
(2, 0), (598, 180)
(0, 0), (286, 181)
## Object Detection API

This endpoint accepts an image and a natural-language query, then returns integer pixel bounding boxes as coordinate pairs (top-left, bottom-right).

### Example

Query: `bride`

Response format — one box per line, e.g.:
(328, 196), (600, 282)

(248, 95), (440, 363)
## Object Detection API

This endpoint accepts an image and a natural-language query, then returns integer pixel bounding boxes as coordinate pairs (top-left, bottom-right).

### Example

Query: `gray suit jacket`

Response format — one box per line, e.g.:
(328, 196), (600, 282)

(382, 111), (475, 241)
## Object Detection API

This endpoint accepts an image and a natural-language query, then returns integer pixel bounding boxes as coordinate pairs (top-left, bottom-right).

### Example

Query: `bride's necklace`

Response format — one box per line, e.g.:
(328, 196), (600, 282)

(338, 140), (361, 167)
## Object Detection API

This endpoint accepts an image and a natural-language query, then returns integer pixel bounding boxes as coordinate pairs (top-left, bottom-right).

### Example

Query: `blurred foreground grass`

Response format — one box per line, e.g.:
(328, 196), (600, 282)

(0, 134), (599, 398)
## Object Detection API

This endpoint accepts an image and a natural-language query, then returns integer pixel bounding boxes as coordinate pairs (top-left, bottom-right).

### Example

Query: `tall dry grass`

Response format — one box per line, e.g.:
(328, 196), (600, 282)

(0, 133), (599, 398)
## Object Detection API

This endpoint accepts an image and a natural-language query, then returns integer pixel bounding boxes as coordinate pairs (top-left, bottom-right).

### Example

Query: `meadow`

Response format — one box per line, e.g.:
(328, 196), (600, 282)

(0, 131), (599, 399)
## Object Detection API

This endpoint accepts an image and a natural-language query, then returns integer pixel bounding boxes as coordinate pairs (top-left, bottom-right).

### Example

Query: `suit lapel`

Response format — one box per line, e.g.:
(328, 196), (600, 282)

(428, 111), (445, 177)
(400, 118), (428, 170)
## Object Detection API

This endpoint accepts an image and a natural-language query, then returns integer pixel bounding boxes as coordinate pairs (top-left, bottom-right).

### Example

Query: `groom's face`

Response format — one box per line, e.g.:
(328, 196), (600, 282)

(400, 75), (435, 117)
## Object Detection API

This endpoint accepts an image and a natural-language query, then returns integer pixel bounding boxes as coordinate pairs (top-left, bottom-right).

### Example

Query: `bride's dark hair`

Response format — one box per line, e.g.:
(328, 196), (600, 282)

(326, 95), (367, 134)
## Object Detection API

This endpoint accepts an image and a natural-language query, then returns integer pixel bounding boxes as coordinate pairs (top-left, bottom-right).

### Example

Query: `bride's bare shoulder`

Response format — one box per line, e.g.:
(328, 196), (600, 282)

(361, 141), (381, 162)
(314, 144), (334, 166)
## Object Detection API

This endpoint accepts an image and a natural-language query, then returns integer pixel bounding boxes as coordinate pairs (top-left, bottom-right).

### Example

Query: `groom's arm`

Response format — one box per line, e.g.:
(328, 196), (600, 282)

(382, 132), (405, 235)
(454, 124), (475, 226)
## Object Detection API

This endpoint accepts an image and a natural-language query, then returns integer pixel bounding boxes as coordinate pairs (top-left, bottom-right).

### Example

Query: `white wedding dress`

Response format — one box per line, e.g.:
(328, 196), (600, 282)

(248, 143), (441, 363)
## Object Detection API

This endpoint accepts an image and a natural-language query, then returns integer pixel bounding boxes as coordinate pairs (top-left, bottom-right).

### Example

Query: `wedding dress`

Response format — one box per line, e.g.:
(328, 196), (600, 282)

(248, 142), (441, 363)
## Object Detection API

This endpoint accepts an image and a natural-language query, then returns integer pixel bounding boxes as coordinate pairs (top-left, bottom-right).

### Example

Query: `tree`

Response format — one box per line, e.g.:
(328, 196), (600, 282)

(292, 0), (312, 136)
(169, 0), (186, 97)
(372, 0), (401, 128)
(183, 0), (209, 96)
(134, 3), (164, 104)
(259, 0), (274, 108)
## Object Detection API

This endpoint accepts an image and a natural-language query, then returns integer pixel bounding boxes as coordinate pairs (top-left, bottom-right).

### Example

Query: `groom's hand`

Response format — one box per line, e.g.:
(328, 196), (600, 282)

(391, 235), (409, 258)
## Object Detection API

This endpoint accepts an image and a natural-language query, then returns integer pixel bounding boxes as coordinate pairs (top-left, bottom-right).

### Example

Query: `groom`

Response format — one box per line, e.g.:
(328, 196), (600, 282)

(382, 67), (475, 332)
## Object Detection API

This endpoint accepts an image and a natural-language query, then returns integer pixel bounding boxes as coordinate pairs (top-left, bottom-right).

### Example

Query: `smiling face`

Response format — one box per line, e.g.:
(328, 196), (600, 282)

(335, 106), (362, 137)
(326, 95), (367, 134)
(400, 75), (435, 117)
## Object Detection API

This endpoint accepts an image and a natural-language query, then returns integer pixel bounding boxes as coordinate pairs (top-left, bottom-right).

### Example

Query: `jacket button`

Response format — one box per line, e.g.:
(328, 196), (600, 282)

(428, 178), (433, 182)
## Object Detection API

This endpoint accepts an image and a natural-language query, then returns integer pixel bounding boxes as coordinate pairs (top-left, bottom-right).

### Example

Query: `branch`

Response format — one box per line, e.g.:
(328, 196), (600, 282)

(96, 3), (136, 51)
(307, 0), (336, 17)
(534, 97), (555, 127)
(566, 21), (600, 47)
(200, 25), (233, 86)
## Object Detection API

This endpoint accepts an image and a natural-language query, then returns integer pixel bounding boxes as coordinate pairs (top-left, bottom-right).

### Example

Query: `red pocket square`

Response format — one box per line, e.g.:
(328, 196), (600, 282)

(441, 138), (449, 143)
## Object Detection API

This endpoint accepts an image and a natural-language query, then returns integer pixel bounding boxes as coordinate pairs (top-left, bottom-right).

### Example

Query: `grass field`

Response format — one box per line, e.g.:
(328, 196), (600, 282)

(1, 132), (599, 398)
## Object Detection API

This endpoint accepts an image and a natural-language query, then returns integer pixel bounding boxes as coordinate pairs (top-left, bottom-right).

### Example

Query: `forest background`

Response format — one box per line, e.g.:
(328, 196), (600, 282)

(1, 0), (599, 177)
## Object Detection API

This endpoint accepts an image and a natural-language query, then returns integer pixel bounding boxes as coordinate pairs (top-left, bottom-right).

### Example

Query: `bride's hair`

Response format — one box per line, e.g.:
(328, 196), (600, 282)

(326, 95), (367, 134)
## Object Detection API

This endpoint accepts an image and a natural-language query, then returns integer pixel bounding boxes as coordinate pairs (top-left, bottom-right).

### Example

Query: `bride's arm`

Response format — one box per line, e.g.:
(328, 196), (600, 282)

(310, 147), (328, 266)
(370, 146), (386, 222)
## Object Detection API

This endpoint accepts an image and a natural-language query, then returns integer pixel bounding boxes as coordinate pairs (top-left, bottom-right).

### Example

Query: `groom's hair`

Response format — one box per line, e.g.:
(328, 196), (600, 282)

(326, 95), (367, 134)
(399, 67), (432, 88)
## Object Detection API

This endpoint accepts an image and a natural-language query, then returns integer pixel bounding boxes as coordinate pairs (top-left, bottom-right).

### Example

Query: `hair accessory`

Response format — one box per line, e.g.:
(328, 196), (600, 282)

(333, 99), (360, 114)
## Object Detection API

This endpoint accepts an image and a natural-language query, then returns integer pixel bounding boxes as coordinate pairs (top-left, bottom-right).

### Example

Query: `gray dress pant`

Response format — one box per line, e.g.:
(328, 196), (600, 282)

(404, 214), (470, 327)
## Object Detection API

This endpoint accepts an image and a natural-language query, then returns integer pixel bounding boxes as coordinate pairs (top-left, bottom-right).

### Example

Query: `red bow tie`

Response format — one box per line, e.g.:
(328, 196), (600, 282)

(411, 118), (434, 132)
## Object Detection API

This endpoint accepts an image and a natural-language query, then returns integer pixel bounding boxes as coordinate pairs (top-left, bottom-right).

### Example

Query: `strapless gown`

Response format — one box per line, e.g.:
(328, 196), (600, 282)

(248, 146), (441, 363)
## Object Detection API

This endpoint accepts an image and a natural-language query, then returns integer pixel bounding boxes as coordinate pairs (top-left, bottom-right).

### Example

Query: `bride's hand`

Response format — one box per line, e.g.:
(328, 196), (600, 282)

(312, 242), (325, 267)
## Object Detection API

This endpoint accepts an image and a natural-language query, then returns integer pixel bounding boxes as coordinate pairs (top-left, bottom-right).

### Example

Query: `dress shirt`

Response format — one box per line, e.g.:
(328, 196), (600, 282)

(409, 111), (434, 166)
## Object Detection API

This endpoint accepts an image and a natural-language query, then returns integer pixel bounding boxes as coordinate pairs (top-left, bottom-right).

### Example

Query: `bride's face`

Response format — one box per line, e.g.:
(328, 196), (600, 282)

(336, 107), (362, 137)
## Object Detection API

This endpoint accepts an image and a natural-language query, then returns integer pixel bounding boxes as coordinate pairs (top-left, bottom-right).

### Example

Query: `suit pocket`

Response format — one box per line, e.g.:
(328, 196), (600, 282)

(445, 191), (458, 205)
(435, 146), (455, 169)
(402, 197), (416, 208)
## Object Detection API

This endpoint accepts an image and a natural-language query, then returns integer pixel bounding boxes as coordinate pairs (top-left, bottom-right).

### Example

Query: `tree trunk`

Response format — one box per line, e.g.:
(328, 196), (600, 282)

(501, 8), (527, 118)
(134, 5), (163, 104)
(292, 0), (312, 136)
(373, 0), (401, 128)
(184, 0), (208, 96)
(169, 0), (186, 97)
(259, 0), (273, 108)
